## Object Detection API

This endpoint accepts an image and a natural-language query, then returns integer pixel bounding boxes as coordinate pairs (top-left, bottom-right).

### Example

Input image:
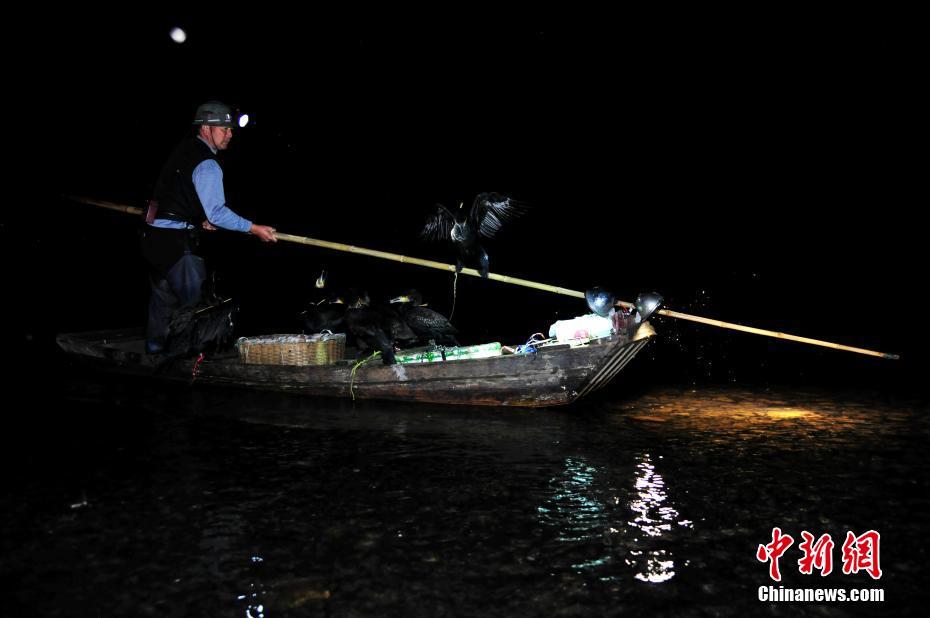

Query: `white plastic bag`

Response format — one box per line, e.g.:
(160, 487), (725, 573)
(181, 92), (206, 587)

(548, 313), (614, 342)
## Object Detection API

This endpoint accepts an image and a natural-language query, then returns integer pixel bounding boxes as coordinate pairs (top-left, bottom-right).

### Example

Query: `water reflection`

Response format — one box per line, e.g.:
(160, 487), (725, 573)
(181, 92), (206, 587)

(629, 453), (679, 537)
(245, 601), (264, 618)
(626, 453), (692, 583)
(616, 389), (900, 433)
(6, 379), (924, 615)
(238, 556), (266, 618)
(537, 457), (607, 544)
(538, 453), (691, 583)
(629, 549), (675, 584)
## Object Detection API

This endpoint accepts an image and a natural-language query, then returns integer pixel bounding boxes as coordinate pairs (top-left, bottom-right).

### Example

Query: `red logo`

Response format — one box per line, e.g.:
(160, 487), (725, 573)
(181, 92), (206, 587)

(758, 528), (881, 581)
(798, 531), (835, 576)
(757, 527), (795, 581)
(841, 530), (882, 580)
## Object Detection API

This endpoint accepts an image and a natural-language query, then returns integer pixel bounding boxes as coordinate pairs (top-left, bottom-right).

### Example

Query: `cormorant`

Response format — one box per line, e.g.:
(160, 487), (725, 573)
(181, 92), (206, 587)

(421, 192), (525, 278)
(344, 307), (396, 364)
(159, 298), (238, 367)
(390, 289), (460, 347)
(298, 294), (346, 333)
(343, 291), (417, 365)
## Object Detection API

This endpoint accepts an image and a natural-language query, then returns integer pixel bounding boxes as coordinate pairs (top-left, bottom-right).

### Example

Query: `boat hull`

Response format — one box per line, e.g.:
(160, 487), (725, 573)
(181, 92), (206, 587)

(56, 326), (655, 407)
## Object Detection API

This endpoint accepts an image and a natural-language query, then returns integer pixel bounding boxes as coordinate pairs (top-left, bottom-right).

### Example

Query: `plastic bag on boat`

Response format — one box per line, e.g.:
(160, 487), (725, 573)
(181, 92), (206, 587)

(548, 313), (614, 342)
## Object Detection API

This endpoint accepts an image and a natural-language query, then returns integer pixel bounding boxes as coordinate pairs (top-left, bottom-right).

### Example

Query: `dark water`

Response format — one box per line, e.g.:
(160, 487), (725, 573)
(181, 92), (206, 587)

(2, 371), (927, 617)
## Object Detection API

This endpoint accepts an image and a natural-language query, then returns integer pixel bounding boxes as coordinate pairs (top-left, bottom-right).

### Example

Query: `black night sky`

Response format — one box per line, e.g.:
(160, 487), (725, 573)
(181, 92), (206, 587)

(11, 12), (924, 393)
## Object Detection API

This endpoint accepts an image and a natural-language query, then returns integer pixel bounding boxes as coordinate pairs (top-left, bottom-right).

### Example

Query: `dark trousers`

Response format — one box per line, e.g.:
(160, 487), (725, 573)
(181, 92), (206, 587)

(146, 254), (207, 354)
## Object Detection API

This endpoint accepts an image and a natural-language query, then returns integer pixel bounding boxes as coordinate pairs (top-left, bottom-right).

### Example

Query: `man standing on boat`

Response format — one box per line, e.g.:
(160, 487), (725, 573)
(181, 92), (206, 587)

(141, 100), (278, 354)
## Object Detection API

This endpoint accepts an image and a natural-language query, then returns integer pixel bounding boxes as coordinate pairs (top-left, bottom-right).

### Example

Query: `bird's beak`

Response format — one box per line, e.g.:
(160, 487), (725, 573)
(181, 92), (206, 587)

(390, 296), (410, 304)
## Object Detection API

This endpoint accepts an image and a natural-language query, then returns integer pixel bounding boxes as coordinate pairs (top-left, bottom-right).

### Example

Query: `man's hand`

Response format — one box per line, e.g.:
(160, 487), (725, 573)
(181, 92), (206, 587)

(202, 220), (218, 231)
(250, 224), (278, 242)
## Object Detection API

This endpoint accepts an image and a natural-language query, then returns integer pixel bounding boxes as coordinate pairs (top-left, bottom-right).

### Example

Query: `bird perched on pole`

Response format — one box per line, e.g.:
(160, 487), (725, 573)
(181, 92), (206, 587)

(420, 192), (526, 279)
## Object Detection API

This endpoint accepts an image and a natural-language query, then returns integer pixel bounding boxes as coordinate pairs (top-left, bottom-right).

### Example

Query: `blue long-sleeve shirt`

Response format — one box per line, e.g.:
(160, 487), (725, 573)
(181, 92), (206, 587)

(151, 137), (252, 233)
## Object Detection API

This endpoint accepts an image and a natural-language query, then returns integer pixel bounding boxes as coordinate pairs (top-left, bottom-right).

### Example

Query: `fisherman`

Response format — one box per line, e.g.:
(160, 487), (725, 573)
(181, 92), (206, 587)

(141, 100), (277, 354)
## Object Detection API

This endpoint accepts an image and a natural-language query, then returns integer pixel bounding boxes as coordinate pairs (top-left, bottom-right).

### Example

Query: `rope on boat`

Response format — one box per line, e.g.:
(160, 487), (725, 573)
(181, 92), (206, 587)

(191, 352), (205, 383)
(449, 270), (459, 322)
(516, 332), (547, 355)
(349, 351), (381, 401)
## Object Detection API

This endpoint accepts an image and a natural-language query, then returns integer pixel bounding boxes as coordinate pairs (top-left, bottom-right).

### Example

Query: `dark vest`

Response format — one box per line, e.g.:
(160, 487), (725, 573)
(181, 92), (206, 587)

(142, 137), (218, 278)
(152, 136), (219, 223)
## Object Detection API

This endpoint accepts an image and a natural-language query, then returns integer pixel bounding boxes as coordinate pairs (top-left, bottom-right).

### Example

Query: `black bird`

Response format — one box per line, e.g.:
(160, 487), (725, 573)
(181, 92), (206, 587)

(390, 289), (460, 347)
(350, 291), (417, 346)
(344, 307), (396, 364)
(298, 295), (346, 333)
(421, 192), (525, 278)
(343, 291), (417, 365)
(159, 273), (237, 362)
(160, 298), (238, 367)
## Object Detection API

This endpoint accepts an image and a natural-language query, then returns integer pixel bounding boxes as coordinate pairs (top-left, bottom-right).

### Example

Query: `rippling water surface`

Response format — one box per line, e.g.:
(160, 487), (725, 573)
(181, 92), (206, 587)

(1, 377), (927, 616)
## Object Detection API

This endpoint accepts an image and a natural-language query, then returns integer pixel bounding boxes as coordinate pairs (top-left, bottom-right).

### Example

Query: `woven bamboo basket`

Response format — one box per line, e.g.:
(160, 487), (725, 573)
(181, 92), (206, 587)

(237, 332), (346, 366)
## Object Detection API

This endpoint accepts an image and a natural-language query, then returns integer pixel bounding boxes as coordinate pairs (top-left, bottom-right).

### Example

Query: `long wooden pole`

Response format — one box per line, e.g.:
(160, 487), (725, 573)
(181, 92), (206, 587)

(66, 195), (900, 360)
(278, 233), (897, 359)
(67, 196), (144, 216)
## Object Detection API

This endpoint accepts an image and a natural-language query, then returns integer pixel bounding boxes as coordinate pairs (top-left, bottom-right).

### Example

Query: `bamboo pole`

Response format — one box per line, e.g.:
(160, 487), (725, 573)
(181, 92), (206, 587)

(278, 233), (898, 360)
(64, 196), (144, 216)
(66, 195), (900, 360)
(656, 309), (898, 359)
(275, 232), (588, 300)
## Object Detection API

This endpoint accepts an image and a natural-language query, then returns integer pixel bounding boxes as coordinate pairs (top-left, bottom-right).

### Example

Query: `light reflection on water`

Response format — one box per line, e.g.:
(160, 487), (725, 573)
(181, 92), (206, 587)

(537, 452), (692, 584)
(614, 389), (905, 437)
(627, 453), (692, 583)
(629, 453), (682, 538)
(238, 556), (266, 618)
(537, 457), (606, 544)
(3, 381), (927, 616)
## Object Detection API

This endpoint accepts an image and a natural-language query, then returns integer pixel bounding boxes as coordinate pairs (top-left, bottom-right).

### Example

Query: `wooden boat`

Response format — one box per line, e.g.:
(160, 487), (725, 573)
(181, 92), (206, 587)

(56, 324), (656, 407)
